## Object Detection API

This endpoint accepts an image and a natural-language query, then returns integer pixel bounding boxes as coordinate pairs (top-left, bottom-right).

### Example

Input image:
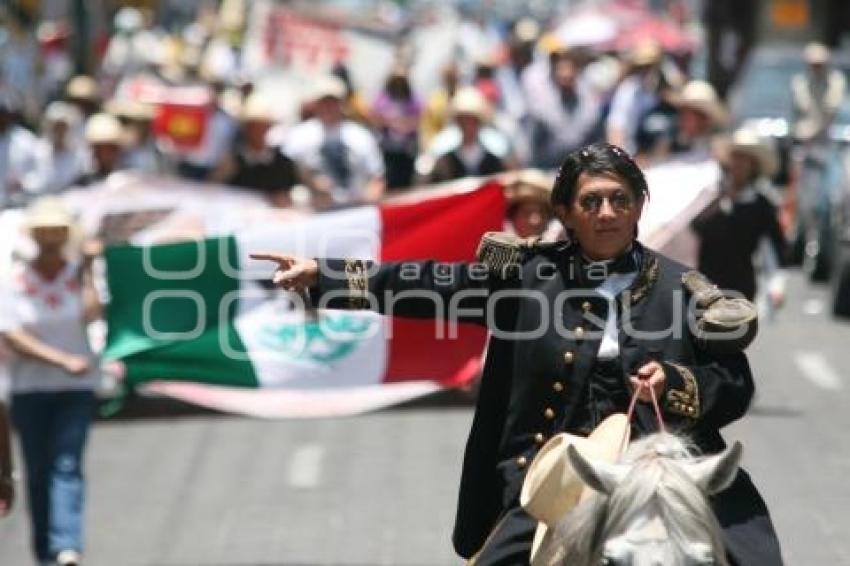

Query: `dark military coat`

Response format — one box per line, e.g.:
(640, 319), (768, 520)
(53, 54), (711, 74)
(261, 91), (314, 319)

(311, 241), (782, 565)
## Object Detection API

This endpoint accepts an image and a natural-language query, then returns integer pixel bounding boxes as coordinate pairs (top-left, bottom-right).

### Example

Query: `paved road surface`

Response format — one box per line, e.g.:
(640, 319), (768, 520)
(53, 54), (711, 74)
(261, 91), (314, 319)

(1, 271), (849, 565)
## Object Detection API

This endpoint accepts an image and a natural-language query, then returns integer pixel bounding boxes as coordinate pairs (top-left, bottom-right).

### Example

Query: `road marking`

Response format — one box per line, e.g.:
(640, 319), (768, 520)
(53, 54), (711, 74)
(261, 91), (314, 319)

(793, 351), (843, 390)
(288, 444), (324, 489)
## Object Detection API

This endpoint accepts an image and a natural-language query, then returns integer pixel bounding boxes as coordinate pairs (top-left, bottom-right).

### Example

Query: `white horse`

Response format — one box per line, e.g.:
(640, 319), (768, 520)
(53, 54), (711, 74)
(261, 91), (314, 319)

(536, 433), (742, 566)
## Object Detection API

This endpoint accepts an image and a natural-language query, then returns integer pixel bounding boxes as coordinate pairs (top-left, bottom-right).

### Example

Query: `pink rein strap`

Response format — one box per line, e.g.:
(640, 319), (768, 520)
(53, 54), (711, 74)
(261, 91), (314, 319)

(621, 379), (667, 455)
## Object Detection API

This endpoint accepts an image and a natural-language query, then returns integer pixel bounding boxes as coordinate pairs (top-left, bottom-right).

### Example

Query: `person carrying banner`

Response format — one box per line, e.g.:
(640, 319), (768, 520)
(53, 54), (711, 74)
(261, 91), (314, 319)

(283, 76), (386, 209)
(0, 197), (101, 566)
(252, 143), (783, 565)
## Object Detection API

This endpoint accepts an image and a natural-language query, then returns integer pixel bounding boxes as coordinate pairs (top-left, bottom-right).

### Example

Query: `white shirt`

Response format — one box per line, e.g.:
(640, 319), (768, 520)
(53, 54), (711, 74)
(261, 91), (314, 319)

(457, 144), (485, 173)
(22, 139), (88, 195)
(606, 75), (659, 154)
(0, 262), (98, 394)
(283, 118), (385, 204)
(182, 109), (238, 168)
(0, 125), (38, 206)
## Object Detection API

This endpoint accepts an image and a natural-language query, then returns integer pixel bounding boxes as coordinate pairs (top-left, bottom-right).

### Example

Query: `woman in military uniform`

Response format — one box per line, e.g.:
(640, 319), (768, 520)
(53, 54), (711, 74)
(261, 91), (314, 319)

(252, 143), (783, 565)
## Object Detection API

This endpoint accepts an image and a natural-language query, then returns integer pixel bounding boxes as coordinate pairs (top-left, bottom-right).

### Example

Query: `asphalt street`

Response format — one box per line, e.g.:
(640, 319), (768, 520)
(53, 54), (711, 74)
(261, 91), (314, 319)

(1, 270), (849, 565)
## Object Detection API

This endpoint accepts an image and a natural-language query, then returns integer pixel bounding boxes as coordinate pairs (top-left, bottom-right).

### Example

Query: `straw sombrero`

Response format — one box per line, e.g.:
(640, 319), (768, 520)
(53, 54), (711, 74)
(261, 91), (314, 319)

(239, 94), (277, 123)
(84, 113), (124, 146)
(627, 39), (662, 67)
(450, 87), (492, 123)
(311, 76), (348, 102)
(66, 75), (100, 102)
(503, 169), (553, 214)
(675, 80), (728, 128)
(804, 42), (830, 65)
(718, 127), (778, 178)
(520, 413), (630, 565)
(25, 196), (75, 230)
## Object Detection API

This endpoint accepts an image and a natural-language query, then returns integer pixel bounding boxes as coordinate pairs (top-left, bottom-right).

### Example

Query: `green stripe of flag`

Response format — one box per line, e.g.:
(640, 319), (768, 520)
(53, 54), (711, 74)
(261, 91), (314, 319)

(104, 236), (258, 387)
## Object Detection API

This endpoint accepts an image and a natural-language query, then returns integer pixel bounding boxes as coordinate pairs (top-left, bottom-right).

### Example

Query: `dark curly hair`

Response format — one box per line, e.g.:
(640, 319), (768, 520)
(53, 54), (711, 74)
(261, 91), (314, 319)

(551, 143), (650, 208)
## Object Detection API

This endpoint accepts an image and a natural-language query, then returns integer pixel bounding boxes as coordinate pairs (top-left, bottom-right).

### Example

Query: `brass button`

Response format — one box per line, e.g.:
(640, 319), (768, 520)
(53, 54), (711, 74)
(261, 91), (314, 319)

(544, 407), (555, 420)
(534, 433), (545, 444)
(517, 456), (528, 468)
(575, 326), (585, 339)
(553, 381), (564, 393)
(563, 351), (574, 364)
(581, 301), (592, 312)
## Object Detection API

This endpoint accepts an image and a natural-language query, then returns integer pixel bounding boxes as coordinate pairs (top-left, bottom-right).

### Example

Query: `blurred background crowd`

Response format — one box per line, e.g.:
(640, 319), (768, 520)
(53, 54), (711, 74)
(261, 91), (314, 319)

(0, 0), (849, 292)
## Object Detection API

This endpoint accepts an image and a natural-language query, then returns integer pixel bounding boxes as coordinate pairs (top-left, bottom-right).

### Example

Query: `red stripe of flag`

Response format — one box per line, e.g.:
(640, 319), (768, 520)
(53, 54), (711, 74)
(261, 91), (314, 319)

(378, 182), (505, 385)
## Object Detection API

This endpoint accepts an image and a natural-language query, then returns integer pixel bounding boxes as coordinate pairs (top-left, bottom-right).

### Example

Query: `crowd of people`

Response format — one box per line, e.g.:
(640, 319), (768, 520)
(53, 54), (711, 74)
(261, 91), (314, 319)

(0, 4), (767, 212)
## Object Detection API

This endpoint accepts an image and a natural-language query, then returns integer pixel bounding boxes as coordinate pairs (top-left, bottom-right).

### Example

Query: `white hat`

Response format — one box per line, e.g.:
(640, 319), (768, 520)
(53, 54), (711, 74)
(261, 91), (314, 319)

(114, 7), (143, 32)
(520, 413), (630, 564)
(721, 127), (778, 177)
(84, 113), (124, 145)
(66, 75), (100, 101)
(25, 196), (75, 229)
(676, 80), (728, 127)
(311, 76), (347, 102)
(450, 87), (492, 122)
(804, 42), (830, 65)
(503, 169), (554, 212)
(103, 99), (156, 121)
(44, 101), (82, 126)
(628, 39), (662, 66)
(240, 94), (277, 122)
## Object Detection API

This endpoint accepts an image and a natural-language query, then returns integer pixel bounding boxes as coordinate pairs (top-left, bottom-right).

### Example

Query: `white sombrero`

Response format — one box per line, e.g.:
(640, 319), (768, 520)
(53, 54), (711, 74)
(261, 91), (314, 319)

(520, 413), (630, 565)
(718, 127), (778, 178)
(675, 80), (728, 128)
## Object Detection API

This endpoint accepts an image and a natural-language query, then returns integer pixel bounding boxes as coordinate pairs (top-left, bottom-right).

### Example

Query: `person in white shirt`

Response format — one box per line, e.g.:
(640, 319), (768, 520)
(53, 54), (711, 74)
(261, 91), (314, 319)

(0, 90), (38, 207)
(424, 87), (508, 184)
(522, 46), (602, 168)
(791, 42), (846, 143)
(606, 40), (679, 155)
(283, 76), (385, 208)
(75, 113), (128, 186)
(0, 197), (101, 566)
(23, 101), (87, 196)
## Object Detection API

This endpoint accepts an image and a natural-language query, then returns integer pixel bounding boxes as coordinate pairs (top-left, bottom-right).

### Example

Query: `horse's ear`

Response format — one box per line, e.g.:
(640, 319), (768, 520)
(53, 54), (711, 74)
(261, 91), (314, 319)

(566, 444), (627, 495)
(685, 441), (743, 495)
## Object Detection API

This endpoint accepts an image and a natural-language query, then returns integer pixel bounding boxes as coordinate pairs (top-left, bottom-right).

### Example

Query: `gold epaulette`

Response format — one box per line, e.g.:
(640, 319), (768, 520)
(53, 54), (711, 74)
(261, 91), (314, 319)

(475, 232), (562, 279)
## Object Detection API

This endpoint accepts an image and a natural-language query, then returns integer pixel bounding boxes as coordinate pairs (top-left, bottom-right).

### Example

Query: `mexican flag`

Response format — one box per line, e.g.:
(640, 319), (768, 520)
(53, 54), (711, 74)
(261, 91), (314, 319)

(104, 182), (504, 417)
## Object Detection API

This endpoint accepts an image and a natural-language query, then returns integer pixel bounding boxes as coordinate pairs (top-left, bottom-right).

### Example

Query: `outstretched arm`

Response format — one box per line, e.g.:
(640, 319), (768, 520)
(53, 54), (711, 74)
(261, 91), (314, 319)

(250, 253), (493, 324)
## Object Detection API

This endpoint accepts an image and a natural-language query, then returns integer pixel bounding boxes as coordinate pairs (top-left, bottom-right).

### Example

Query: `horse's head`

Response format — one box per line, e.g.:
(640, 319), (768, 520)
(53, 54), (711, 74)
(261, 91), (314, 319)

(555, 433), (741, 566)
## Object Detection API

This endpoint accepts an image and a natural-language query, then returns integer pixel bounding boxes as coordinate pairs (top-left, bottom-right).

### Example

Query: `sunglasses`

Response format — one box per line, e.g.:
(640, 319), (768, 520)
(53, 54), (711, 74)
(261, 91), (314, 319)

(577, 191), (635, 214)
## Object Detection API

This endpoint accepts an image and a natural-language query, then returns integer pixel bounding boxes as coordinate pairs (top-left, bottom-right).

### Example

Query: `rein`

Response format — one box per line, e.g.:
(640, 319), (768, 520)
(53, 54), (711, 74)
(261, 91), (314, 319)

(620, 379), (667, 455)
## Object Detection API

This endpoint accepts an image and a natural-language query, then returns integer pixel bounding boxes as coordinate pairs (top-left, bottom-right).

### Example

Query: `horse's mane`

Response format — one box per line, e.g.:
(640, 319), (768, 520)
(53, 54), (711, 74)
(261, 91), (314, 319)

(541, 433), (729, 566)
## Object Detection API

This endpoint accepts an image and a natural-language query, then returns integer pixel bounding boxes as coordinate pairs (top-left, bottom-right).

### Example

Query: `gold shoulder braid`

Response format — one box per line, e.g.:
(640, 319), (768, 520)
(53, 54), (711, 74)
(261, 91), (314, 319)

(475, 232), (556, 280)
(682, 270), (758, 353)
